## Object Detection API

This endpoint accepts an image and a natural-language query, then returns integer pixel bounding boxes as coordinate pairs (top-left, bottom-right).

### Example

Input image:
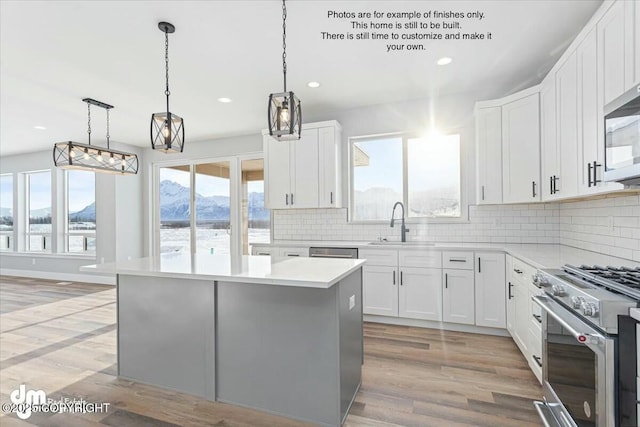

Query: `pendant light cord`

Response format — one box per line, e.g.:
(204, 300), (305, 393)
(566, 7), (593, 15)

(87, 102), (92, 146)
(106, 108), (110, 149)
(282, 0), (287, 92)
(165, 29), (170, 114)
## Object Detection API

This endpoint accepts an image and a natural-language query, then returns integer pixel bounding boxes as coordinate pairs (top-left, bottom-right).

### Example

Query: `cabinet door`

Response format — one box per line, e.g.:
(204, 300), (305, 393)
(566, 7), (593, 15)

(540, 76), (559, 200)
(474, 252), (506, 328)
(513, 279), (530, 355)
(290, 128), (319, 208)
(598, 0), (626, 106)
(625, 0), (639, 88)
(502, 93), (541, 203)
(398, 267), (442, 321)
(443, 269), (475, 325)
(476, 106), (503, 204)
(318, 126), (341, 208)
(264, 136), (291, 209)
(634, 1), (640, 86)
(363, 265), (398, 316)
(556, 51), (579, 198)
(506, 280), (516, 336)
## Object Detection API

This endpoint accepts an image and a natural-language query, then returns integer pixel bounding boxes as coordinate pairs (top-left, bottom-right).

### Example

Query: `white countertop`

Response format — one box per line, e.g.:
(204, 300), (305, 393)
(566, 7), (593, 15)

(630, 308), (640, 322)
(256, 241), (640, 270)
(80, 253), (365, 289)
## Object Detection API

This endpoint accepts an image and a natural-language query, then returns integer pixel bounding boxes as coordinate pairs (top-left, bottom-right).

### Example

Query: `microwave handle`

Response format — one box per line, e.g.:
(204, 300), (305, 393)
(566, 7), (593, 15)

(533, 295), (603, 344)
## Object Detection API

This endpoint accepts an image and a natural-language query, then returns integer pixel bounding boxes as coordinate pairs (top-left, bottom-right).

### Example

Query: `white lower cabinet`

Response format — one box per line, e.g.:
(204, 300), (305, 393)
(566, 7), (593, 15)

(398, 267), (442, 321)
(475, 252), (506, 328)
(443, 269), (475, 325)
(362, 265), (398, 316)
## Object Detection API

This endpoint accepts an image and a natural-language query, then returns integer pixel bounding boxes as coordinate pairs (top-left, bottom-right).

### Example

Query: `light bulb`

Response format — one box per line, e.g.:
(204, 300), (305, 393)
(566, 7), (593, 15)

(162, 121), (170, 140)
(96, 151), (103, 162)
(84, 149), (89, 160)
(70, 150), (76, 158)
(109, 155), (115, 165)
(279, 105), (290, 124)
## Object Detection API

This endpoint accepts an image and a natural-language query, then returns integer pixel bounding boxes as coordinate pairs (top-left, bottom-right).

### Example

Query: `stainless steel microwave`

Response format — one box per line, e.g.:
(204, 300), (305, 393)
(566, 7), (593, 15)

(604, 85), (640, 186)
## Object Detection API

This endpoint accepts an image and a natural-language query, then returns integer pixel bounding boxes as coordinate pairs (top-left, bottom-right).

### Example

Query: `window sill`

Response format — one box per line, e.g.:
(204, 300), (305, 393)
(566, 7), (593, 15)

(0, 252), (97, 261)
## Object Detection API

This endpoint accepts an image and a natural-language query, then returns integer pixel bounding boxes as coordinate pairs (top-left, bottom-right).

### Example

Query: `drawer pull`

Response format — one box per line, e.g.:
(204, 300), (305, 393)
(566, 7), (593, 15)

(533, 314), (542, 324)
(287, 253), (300, 257)
(532, 355), (542, 368)
(514, 268), (523, 274)
(449, 258), (467, 263)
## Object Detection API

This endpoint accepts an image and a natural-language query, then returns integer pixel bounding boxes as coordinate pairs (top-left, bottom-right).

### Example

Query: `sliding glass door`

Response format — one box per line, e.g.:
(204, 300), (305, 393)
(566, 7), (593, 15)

(155, 155), (270, 257)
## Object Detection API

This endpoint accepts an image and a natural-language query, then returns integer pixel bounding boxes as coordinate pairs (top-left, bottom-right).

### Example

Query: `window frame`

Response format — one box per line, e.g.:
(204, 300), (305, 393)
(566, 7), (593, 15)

(64, 170), (96, 254)
(348, 130), (468, 224)
(0, 173), (14, 251)
(25, 169), (53, 252)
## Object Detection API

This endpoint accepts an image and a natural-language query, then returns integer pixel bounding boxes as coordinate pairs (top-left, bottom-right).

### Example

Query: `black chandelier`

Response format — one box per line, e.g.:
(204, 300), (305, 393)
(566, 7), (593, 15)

(151, 21), (185, 153)
(53, 98), (139, 175)
(268, 0), (302, 140)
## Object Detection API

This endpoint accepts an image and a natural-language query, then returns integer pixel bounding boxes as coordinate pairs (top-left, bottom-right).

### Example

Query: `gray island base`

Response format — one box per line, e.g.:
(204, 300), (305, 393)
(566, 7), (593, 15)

(85, 255), (364, 427)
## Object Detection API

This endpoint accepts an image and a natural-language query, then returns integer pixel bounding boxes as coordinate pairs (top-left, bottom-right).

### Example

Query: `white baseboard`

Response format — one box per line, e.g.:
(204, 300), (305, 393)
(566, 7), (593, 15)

(0, 268), (116, 285)
(364, 314), (510, 337)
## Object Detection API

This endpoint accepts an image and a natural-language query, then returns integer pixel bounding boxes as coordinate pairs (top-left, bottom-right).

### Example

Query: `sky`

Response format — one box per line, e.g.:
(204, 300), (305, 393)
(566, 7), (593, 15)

(67, 170), (95, 212)
(161, 167), (230, 197)
(28, 171), (51, 211)
(0, 175), (12, 213)
(353, 137), (403, 193)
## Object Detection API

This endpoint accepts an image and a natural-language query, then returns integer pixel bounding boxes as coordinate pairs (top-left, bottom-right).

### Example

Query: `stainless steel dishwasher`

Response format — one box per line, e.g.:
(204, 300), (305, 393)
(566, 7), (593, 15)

(308, 247), (358, 259)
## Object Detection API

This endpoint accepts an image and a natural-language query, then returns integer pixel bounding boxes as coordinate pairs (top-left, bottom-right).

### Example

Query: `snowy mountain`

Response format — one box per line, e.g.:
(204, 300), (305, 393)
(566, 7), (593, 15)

(69, 202), (96, 222)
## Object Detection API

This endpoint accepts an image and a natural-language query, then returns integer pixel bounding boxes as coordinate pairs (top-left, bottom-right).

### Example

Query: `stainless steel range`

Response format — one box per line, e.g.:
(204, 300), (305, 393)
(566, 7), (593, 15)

(532, 264), (639, 427)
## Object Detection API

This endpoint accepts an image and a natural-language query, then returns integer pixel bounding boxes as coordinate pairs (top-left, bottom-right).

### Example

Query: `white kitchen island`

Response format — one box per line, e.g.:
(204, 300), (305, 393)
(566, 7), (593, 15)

(82, 254), (365, 427)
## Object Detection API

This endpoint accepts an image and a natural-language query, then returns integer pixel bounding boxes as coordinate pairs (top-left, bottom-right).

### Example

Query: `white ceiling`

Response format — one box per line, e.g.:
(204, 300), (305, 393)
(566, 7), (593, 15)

(0, 0), (602, 156)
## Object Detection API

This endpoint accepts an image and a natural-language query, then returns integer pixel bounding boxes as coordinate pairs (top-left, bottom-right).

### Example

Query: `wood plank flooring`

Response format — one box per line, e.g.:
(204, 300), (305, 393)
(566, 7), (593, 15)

(0, 276), (542, 426)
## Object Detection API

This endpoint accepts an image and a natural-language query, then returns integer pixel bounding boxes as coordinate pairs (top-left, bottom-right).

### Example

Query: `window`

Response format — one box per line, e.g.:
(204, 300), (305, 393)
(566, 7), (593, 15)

(156, 157), (270, 256)
(0, 174), (13, 250)
(66, 170), (96, 253)
(350, 133), (461, 221)
(26, 170), (52, 251)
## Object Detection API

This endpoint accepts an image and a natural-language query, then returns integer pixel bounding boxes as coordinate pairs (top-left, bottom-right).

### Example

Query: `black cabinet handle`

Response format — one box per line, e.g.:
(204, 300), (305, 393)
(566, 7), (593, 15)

(508, 282), (513, 299)
(393, 270), (396, 285)
(532, 355), (542, 368)
(533, 314), (542, 324)
(532, 181), (537, 198)
(445, 273), (448, 288)
(592, 161), (601, 185)
(514, 268), (523, 274)
(478, 257), (481, 273)
(587, 163), (593, 187)
(291, 193), (294, 205)
(400, 271), (403, 286)
(449, 258), (467, 263)
(552, 175), (559, 194)
(481, 185), (485, 201)
(549, 176), (553, 195)
(286, 194), (289, 205)
(330, 191), (333, 204)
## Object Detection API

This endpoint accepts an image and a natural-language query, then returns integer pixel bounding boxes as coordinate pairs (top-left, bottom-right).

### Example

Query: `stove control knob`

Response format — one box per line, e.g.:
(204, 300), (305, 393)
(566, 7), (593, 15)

(581, 302), (599, 318)
(551, 284), (566, 297)
(532, 273), (550, 287)
(571, 296), (585, 309)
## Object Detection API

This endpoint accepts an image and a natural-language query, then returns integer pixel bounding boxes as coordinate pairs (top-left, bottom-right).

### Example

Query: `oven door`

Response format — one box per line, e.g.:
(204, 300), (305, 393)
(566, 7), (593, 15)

(533, 295), (616, 427)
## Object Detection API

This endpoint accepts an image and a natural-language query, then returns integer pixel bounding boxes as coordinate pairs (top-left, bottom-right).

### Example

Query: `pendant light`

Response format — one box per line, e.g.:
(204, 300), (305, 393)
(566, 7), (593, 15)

(268, 0), (302, 140)
(151, 21), (185, 153)
(53, 98), (139, 175)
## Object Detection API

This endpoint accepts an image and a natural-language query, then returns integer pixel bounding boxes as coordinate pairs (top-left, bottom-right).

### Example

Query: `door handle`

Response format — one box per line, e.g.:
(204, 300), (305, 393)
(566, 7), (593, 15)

(393, 270), (396, 285)
(508, 282), (513, 299)
(552, 175), (559, 194)
(445, 273), (448, 288)
(481, 185), (485, 201)
(533, 313), (542, 323)
(592, 161), (601, 186)
(514, 268), (523, 274)
(478, 257), (481, 273)
(290, 193), (294, 205)
(286, 193), (289, 205)
(549, 176), (553, 195)
(532, 355), (542, 368)
(330, 191), (333, 204)
(400, 271), (403, 286)
(587, 162), (593, 187)
(532, 181), (537, 198)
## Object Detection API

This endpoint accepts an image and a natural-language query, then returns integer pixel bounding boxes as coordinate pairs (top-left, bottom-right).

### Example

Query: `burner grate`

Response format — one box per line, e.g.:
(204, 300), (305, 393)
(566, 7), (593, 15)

(564, 264), (640, 300)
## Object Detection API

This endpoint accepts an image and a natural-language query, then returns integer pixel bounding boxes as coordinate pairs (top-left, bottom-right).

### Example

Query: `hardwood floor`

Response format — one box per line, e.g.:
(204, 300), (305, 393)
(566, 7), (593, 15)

(0, 276), (542, 426)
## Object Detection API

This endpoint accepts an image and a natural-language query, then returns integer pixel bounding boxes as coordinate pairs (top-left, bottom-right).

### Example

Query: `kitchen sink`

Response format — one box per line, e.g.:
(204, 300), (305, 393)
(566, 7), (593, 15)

(368, 241), (435, 247)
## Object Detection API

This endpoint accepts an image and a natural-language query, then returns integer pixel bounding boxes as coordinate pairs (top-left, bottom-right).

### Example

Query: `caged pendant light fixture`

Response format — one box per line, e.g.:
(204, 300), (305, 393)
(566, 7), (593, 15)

(53, 98), (139, 175)
(151, 21), (185, 153)
(268, 0), (302, 140)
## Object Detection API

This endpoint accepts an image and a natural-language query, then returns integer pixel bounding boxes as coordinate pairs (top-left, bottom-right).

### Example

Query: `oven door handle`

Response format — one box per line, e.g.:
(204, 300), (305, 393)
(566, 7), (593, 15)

(533, 401), (560, 427)
(532, 295), (603, 344)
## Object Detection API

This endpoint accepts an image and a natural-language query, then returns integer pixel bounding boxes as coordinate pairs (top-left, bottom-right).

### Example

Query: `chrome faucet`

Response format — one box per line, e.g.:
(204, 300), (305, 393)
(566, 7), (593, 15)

(390, 201), (410, 242)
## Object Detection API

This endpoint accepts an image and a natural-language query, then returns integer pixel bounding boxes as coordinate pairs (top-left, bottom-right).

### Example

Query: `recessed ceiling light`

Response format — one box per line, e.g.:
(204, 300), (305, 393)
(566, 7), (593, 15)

(33, 125), (47, 130)
(436, 57), (452, 66)
(307, 81), (321, 88)
(217, 97), (232, 103)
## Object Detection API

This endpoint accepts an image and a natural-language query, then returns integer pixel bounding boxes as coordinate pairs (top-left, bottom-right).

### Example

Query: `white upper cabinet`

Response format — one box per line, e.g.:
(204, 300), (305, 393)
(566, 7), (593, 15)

(501, 92), (541, 204)
(555, 51), (579, 198)
(598, 0), (627, 106)
(475, 106), (503, 204)
(578, 28), (624, 195)
(625, 0), (640, 88)
(264, 121), (342, 210)
(540, 75), (559, 201)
